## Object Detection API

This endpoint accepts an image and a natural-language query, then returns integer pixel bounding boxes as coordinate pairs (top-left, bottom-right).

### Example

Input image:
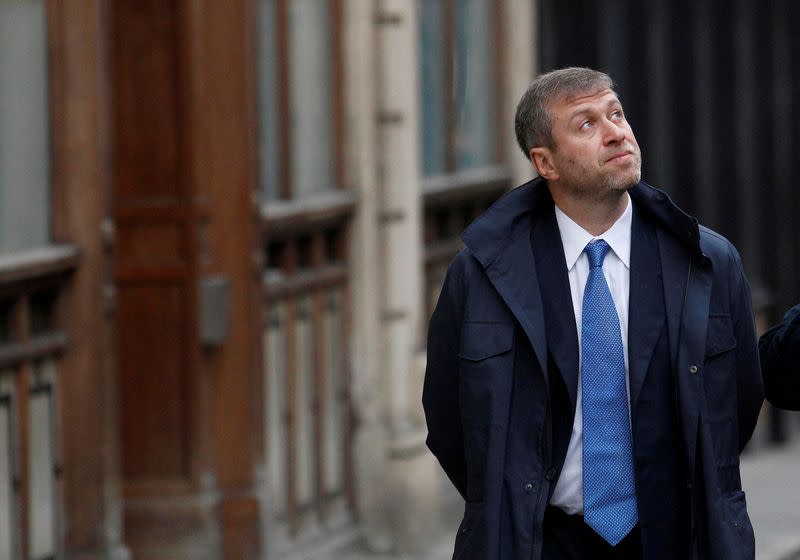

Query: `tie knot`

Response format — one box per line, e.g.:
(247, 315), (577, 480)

(585, 239), (610, 268)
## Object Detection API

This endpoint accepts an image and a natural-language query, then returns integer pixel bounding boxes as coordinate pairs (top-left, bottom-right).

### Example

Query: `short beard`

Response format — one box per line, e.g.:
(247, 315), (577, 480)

(559, 164), (641, 201)
(601, 166), (641, 192)
(549, 145), (643, 203)
(599, 151), (642, 193)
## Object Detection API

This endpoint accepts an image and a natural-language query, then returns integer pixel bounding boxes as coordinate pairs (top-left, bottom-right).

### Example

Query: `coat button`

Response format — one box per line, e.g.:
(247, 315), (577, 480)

(524, 482), (534, 492)
(689, 365), (698, 373)
(545, 468), (557, 481)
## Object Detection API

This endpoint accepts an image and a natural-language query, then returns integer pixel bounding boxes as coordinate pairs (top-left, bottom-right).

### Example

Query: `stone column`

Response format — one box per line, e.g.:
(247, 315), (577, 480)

(505, 0), (538, 186)
(343, 0), (392, 552)
(373, 0), (440, 553)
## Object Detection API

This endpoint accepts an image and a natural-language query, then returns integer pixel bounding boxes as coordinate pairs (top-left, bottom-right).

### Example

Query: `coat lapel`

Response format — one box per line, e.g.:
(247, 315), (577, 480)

(628, 206), (665, 411)
(462, 179), (550, 382)
(481, 222), (550, 382)
(532, 207), (579, 411)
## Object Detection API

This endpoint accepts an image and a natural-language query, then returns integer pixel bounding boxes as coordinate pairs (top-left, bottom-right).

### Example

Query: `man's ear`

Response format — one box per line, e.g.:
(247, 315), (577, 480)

(530, 147), (559, 181)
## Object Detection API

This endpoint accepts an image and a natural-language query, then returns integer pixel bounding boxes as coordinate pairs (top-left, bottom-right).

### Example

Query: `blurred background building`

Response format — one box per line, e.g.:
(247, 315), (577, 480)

(0, 1), (797, 559)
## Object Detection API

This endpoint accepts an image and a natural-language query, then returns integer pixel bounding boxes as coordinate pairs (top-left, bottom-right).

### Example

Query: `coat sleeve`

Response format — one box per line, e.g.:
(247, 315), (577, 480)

(759, 304), (800, 411)
(728, 247), (765, 451)
(422, 260), (467, 499)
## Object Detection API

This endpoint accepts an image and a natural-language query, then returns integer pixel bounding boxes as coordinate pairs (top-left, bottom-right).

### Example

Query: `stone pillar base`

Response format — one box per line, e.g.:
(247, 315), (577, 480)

(384, 426), (442, 555)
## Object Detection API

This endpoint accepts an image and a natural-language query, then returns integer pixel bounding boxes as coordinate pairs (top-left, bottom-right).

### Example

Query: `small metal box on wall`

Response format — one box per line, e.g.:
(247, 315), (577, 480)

(200, 275), (230, 347)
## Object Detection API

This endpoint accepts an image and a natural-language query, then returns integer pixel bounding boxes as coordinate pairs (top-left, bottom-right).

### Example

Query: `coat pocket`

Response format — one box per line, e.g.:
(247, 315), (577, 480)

(458, 322), (514, 361)
(457, 322), (515, 428)
(705, 315), (737, 357)
(457, 322), (515, 501)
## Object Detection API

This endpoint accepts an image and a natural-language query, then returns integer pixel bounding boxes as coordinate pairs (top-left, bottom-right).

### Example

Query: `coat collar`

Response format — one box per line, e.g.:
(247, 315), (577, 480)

(462, 177), (706, 269)
(461, 176), (706, 402)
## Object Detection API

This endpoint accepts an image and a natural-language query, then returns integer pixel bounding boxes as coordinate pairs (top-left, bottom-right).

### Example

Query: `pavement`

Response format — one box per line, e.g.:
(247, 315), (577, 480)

(742, 430), (800, 560)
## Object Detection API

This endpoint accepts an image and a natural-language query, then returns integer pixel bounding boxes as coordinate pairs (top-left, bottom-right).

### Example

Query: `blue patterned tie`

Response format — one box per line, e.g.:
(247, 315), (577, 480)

(581, 240), (638, 545)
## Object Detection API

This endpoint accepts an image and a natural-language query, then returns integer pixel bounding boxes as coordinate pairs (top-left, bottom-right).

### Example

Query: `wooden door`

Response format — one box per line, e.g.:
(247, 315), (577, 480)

(112, 0), (199, 501)
(111, 2), (264, 557)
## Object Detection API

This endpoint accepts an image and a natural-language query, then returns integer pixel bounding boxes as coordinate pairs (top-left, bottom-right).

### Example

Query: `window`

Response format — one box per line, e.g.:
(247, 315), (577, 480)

(0, 4), (76, 556)
(418, 0), (500, 176)
(262, 229), (355, 543)
(418, 0), (510, 328)
(0, 277), (71, 560)
(257, 0), (355, 547)
(0, 0), (51, 254)
(259, 0), (343, 200)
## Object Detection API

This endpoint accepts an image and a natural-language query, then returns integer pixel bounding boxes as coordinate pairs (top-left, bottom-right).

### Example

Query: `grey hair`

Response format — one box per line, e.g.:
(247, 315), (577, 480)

(514, 67), (614, 157)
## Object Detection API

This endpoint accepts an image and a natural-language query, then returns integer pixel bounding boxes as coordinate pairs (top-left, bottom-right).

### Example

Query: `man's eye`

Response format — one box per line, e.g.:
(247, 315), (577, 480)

(580, 121), (593, 130)
(611, 110), (623, 120)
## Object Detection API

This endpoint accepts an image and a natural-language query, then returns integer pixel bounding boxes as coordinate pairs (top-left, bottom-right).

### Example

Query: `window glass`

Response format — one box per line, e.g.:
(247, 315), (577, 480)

(0, 378), (15, 560)
(418, 0), (496, 176)
(259, 0), (334, 200)
(295, 296), (314, 506)
(322, 289), (343, 494)
(0, 0), (50, 253)
(288, 0), (333, 198)
(455, 0), (494, 170)
(28, 362), (57, 558)
(265, 304), (287, 515)
(418, 0), (447, 176)
(258, 0), (281, 201)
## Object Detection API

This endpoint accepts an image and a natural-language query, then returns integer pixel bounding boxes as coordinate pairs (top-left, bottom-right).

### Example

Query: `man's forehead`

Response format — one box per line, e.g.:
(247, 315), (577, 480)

(560, 87), (619, 107)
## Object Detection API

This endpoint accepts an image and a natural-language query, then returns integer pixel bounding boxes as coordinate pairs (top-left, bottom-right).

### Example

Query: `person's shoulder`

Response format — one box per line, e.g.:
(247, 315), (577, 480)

(698, 224), (733, 252)
(779, 304), (800, 330)
(697, 225), (741, 266)
(443, 246), (481, 284)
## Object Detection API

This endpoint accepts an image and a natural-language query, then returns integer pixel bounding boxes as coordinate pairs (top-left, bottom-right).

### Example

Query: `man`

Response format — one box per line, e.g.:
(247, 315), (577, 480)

(422, 67), (763, 559)
(760, 304), (800, 410)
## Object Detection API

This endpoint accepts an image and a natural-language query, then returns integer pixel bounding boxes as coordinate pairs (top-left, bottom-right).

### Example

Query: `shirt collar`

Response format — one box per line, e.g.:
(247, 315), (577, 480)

(554, 193), (632, 271)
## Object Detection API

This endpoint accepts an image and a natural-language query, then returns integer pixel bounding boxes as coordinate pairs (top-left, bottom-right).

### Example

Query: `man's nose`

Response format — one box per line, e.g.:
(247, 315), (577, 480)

(602, 119), (626, 144)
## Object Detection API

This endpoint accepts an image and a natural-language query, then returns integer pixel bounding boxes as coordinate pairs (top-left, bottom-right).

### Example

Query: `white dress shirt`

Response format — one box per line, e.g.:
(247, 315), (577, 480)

(549, 194), (633, 514)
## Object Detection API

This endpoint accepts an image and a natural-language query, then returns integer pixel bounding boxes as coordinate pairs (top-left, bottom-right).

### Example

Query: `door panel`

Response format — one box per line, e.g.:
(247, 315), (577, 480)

(113, 0), (197, 486)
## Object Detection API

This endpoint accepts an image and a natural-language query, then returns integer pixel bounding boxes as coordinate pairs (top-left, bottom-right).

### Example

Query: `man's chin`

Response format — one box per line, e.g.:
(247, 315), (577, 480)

(605, 177), (638, 193)
(607, 169), (641, 192)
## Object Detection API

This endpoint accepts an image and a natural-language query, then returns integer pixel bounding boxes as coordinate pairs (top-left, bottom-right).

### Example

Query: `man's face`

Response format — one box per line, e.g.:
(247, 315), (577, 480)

(533, 88), (641, 199)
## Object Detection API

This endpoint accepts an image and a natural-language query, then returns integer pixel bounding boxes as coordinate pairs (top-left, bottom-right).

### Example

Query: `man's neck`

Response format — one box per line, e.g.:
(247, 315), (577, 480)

(549, 188), (629, 236)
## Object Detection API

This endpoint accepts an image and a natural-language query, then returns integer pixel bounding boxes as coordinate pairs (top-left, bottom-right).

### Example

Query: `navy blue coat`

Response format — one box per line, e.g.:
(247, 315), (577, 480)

(422, 178), (763, 559)
(760, 304), (800, 410)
